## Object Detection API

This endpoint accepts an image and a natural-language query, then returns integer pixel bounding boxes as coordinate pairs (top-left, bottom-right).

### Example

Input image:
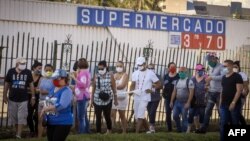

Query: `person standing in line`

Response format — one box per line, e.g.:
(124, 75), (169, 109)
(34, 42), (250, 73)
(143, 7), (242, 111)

(196, 53), (224, 133)
(3, 57), (35, 139)
(162, 62), (179, 132)
(111, 61), (129, 134)
(146, 63), (162, 134)
(170, 67), (194, 132)
(130, 57), (161, 133)
(219, 60), (243, 141)
(233, 61), (249, 125)
(40, 69), (73, 141)
(37, 64), (55, 138)
(27, 60), (43, 137)
(70, 58), (91, 134)
(91, 60), (118, 134)
(187, 64), (207, 133)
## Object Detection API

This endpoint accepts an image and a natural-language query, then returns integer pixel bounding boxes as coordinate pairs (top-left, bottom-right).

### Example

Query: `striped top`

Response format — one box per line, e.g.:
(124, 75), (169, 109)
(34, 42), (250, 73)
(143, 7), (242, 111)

(94, 73), (113, 106)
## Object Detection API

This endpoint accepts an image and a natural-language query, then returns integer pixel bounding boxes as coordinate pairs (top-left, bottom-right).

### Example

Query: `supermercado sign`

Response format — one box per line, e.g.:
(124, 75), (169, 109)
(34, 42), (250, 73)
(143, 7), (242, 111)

(77, 7), (226, 50)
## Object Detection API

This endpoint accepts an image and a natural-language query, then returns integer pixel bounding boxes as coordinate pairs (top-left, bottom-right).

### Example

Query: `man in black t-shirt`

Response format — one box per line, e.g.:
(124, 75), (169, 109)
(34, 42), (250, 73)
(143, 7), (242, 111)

(3, 57), (35, 139)
(219, 60), (243, 141)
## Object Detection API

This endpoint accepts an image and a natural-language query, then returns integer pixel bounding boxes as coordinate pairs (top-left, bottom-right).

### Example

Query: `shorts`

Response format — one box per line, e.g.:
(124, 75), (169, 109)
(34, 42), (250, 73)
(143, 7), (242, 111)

(8, 100), (28, 125)
(134, 100), (148, 119)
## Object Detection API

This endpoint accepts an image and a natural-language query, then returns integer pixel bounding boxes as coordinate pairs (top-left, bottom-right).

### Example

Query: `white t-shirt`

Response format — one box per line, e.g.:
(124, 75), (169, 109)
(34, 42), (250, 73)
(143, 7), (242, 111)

(132, 69), (159, 101)
(239, 72), (248, 81)
(175, 78), (194, 103)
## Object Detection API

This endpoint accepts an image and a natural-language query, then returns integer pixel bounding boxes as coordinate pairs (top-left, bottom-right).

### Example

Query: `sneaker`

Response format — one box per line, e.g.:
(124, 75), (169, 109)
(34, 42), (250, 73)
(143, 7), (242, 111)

(146, 130), (155, 134)
(195, 128), (206, 134)
(15, 135), (21, 139)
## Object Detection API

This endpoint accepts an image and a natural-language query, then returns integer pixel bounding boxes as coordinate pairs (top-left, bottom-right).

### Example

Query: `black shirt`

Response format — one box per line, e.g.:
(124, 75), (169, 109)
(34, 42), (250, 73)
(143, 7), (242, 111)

(5, 68), (33, 102)
(163, 73), (179, 100)
(221, 72), (243, 106)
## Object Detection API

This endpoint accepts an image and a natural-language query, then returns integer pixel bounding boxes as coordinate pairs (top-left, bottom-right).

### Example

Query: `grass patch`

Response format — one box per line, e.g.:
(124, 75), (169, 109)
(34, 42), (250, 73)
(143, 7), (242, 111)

(1, 132), (219, 141)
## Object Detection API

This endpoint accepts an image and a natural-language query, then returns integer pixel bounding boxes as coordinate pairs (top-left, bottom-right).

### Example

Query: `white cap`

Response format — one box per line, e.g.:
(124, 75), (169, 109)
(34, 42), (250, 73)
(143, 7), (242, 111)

(136, 57), (146, 65)
(16, 57), (27, 64)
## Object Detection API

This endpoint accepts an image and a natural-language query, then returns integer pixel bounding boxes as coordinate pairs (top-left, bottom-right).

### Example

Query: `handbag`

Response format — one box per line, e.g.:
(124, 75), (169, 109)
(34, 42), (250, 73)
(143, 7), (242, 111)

(98, 76), (110, 101)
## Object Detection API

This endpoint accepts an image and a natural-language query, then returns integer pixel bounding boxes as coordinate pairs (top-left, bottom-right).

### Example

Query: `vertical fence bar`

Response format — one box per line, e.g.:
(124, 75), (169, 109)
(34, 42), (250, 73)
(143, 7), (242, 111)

(45, 42), (49, 65)
(21, 33), (25, 57)
(4, 36), (9, 127)
(41, 38), (45, 62)
(0, 35), (5, 127)
(26, 33), (30, 67)
(16, 32), (20, 58)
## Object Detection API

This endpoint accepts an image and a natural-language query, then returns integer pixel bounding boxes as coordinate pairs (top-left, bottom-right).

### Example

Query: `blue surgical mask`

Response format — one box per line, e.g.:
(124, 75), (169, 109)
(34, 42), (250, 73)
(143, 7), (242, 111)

(197, 71), (205, 77)
(221, 68), (229, 75)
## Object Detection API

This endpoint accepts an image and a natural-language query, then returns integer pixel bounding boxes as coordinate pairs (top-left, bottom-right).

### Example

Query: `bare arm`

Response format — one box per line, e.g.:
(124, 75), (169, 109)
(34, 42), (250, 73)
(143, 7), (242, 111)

(29, 83), (35, 98)
(91, 75), (96, 104)
(232, 83), (243, 104)
(187, 88), (195, 104)
(170, 87), (177, 103)
(242, 81), (249, 97)
(3, 82), (10, 104)
(111, 74), (118, 105)
(153, 80), (162, 89)
(117, 73), (129, 90)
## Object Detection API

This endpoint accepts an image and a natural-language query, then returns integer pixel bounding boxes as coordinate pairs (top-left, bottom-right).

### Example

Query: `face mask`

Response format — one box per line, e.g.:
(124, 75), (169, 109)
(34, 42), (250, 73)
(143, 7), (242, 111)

(138, 66), (144, 71)
(35, 70), (41, 75)
(99, 68), (106, 75)
(222, 68), (229, 74)
(53, 79), (61, 87)
(18, 64), (26, 70)
(169, 67), (176, 73)
(233, 68), (238, 73)
(197, 71), (205, 77)
(45, 71), (53, 77)
(179, 72), (186, 79)
(116, 67), (123, 73)
(208, 61), (216, 68)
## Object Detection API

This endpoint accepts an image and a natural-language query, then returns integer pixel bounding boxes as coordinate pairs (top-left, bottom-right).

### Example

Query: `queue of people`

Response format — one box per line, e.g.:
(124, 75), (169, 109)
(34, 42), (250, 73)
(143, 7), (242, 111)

(2, 54), (249, 141)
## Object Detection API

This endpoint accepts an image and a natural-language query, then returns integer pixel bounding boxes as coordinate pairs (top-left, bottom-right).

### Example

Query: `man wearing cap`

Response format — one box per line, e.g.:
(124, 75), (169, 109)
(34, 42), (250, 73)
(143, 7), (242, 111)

(196, 53), (224, 133)
(130, 57), (161, 133)
(3, 57), (35, 139)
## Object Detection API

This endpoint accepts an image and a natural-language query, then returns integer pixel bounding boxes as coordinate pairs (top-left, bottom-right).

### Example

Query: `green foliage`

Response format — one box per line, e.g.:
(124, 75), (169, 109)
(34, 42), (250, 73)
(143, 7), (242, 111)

(44, 0), (162, 11)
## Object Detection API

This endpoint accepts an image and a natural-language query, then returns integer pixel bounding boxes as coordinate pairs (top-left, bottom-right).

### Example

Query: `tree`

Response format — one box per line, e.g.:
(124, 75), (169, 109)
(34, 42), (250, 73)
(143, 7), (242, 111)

(45, 0), (162, 12)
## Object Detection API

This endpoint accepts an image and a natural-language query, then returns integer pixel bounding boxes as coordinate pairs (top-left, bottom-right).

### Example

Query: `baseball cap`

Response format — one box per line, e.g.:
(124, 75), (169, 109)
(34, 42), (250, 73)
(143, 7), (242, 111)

(205, 52), (218, 61)
(51, 69), (68, 79)
(136, 57), (146, 65)
(16, 57), (27, 64)
(195, 64), (205, 71)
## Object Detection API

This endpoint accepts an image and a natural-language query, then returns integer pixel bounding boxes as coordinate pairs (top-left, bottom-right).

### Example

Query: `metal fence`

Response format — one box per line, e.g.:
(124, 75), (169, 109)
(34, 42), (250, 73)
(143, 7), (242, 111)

(0, 32), (249, 128)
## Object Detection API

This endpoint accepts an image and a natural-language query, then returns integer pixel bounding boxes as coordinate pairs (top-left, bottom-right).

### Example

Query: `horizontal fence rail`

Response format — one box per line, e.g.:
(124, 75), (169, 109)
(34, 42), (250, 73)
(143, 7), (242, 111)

(0, 32), (249, 129)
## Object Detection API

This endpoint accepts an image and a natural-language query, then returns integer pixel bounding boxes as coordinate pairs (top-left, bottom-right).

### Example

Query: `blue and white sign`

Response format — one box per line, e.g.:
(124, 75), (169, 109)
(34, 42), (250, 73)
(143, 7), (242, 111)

(77, 7), (226, 35)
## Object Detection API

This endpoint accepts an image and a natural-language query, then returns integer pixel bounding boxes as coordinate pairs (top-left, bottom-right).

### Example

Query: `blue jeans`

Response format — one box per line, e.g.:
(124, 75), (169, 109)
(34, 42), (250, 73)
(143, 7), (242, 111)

(173, 100), (188, 132)
(165, 99), (173, 131)
(77, 99), (90, 134)
(201, 92), (220, 130)
(147, 100), (160, 126)
(220, 104), (240, 141)
(188, 106), (205, 124)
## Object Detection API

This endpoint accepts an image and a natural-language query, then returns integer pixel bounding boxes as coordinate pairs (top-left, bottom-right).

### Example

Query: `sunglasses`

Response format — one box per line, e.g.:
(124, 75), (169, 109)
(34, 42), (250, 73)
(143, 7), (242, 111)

(223, 66), (228, 68)
(148, 68), (154, 70)
(98, 68), (105, 70)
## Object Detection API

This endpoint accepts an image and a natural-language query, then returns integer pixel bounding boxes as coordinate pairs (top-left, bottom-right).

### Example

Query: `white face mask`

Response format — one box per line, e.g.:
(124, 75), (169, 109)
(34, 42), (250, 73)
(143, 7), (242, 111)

(99, 68), (106, 75)
(138, 66), (144, 71)
(222, 68), (229, 74)
(116, 67), (123, 73)
(18, 64), (26, 70)
(233, 68), (238, 73)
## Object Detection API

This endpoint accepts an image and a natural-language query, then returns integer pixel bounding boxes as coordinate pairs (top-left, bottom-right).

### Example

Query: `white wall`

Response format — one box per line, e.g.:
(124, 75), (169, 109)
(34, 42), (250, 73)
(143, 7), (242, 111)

(0, 0), (250, 50)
